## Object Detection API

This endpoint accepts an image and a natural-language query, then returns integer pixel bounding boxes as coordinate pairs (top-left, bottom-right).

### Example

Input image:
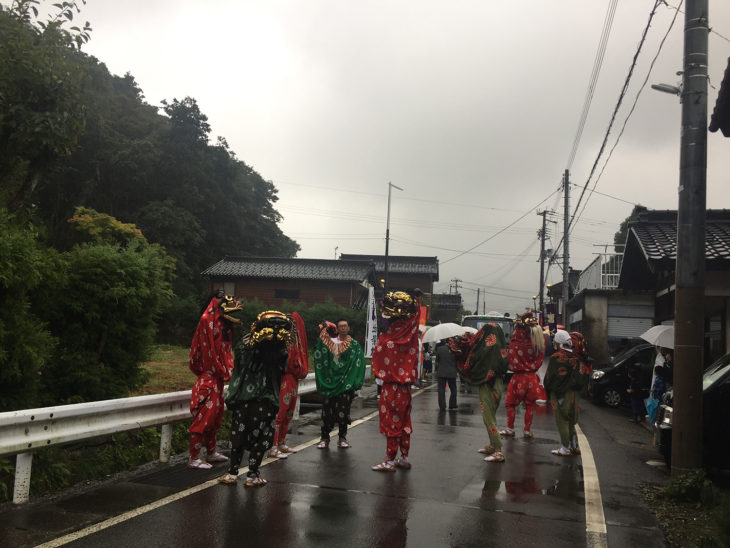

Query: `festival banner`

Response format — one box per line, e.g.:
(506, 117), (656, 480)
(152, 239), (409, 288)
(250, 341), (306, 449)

(364, 286), (378, 358)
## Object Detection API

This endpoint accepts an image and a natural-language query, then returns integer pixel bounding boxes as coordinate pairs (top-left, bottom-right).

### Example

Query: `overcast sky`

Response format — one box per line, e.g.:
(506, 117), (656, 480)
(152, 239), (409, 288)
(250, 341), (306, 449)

(60, 1), (730, 313)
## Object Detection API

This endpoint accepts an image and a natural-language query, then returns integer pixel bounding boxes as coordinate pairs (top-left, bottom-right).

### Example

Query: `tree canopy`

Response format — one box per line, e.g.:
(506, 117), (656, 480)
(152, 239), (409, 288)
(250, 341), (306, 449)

(0, 1), (301, 408)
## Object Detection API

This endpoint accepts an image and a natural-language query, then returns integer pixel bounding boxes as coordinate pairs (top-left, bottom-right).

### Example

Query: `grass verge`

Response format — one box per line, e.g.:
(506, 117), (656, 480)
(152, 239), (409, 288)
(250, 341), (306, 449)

(642, 470), (730, 547)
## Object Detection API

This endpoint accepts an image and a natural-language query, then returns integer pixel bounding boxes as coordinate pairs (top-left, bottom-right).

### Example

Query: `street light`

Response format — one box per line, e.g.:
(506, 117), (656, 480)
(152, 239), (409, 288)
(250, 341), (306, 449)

(651, 83), (682, 96)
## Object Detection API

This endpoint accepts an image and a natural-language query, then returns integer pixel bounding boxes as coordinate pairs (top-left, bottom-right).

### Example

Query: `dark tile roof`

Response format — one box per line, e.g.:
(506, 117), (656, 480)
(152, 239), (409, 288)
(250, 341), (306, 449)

(629, 209), (730, 261)
(709, 57), (730, 137)
(202, 257), (371, 282)
(338, 254), (439, 277)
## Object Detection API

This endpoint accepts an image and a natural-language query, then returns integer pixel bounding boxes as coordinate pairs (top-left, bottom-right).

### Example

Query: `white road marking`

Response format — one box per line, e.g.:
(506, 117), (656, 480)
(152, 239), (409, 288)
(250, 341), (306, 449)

(35, 389), (407, 547)
(576, 424), (608, 548)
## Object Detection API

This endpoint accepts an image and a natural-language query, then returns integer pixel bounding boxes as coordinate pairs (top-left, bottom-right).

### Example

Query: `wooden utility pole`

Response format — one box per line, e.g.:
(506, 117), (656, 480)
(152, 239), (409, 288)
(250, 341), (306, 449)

(476, 287), (480, 315)
(562, 170), (570, 327)
(671, 0), (708, 476)
(537, 210), (549, 312)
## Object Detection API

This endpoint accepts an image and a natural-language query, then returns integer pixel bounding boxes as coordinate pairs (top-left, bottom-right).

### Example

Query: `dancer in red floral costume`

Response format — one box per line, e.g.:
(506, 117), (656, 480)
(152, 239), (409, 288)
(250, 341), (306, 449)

(268, 312), (309, 459)
(188, 291), (243, 469)
(500, 312), (546, 439)
(371, 290), (422, 472)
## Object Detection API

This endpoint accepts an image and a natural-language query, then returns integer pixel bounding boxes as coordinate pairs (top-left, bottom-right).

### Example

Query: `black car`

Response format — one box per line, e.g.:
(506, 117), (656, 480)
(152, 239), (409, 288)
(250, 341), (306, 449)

(655, 353), (730, 469)
(589, 343), (655, 407)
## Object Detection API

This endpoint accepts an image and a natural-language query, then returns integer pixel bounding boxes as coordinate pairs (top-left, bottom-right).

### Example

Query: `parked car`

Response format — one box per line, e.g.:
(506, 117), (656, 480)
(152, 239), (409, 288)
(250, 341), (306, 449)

(588, 343), (655, 407)
(655, 352), (730, 469)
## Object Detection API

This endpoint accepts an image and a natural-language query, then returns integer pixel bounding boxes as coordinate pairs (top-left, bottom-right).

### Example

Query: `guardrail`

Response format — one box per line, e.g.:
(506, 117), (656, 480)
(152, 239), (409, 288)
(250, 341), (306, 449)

(0, 366), (370, 505)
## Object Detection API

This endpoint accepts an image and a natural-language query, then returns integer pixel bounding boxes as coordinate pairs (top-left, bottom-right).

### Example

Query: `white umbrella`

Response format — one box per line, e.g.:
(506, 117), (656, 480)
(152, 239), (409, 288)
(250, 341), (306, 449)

(421, 323), (477, 345)
(640, 325), (674, 349)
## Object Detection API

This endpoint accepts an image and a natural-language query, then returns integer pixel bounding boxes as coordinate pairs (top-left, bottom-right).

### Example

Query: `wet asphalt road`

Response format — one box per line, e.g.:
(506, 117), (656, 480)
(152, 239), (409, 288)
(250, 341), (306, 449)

(0, 380), (669, 548)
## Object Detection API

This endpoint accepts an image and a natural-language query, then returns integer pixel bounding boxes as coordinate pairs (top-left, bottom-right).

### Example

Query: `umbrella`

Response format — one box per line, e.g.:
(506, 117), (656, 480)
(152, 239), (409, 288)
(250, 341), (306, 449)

(421, 323), (477, 345)
(639, 325), (674, 349)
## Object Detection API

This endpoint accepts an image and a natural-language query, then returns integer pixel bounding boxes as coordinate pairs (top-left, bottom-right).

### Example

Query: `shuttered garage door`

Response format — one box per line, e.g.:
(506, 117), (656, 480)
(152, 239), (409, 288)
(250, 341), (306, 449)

(607, 304), (654, 338)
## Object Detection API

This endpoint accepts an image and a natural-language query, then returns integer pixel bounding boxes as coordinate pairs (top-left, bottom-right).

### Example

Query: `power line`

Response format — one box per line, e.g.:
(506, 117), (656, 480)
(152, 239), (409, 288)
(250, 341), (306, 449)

(569, 0), (663, 230)
(660, 0), (730, 43)
(439, 188), (560, 265)
(551, 0), (664, 260)
(572, 0), (683, 228)
(566, 0), (619, 169)
(569, 183), (638, 206)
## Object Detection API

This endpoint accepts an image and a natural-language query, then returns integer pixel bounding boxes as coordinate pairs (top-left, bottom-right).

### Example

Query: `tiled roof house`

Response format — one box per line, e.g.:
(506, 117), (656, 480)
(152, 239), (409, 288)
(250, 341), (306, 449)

(202, 255), (439, 309)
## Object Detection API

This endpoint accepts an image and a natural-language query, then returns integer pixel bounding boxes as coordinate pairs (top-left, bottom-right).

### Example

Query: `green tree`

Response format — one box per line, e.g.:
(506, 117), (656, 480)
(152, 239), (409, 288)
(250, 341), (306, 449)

(614, 205), (647, 252)
(36, 208), (175, 404)
(0, 1), (89, 215)
(0, 209), (58, 411)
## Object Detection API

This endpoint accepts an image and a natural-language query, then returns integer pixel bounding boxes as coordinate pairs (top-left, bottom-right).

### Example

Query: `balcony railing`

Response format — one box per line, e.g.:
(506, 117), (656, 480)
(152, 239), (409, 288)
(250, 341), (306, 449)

(576, 251), (624, 292)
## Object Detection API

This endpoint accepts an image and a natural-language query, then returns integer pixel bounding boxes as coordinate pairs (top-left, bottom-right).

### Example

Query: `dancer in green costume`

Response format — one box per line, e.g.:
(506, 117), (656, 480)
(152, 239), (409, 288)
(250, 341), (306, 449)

(314, 319), (366, 449)
(449, 322), (509, 463)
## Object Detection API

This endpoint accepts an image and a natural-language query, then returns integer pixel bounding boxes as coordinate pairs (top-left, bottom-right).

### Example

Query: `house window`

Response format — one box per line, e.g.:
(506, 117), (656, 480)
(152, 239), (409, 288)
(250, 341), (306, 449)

(275, 288), (300, 300)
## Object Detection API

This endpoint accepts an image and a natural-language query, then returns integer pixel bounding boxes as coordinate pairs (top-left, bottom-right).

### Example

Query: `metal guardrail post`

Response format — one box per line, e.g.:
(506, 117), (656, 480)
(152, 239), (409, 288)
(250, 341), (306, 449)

(293, 394), (301, 421)
(159, 423), (173, 463)
(13, 452), (32, 505)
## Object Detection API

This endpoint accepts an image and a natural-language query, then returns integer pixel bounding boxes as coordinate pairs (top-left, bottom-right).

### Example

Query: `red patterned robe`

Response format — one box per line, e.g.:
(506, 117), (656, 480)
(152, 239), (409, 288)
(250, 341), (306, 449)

(188, 296), (235, 460)
(504, 326), (545, 433)
(273, 312), (309, 448)
(372, 305), (421, 461)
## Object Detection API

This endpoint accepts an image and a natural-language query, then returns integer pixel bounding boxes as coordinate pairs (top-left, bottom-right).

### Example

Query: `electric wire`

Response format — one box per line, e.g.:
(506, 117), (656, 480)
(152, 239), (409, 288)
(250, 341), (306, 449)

(551, 0), (664, 260)
(566, 0), (619, 170)
(439, 188), (560, 265)
(572, 0), (683, 229)
(569, 0), (663, 231)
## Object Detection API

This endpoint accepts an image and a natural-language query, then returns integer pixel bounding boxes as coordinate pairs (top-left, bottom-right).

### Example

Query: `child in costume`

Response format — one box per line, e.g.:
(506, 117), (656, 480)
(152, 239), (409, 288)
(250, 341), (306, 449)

(500, 312), (546, 438)
(371, 290), (422, 472)
(188, 291), (242, 469)
(218, 310), (297, 487)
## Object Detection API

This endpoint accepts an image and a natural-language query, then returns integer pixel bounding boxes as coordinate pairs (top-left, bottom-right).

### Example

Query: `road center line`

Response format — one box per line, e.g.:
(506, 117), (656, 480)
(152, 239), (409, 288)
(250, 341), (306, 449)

(36, 386), (419, 547)
(576, 424), (608, 548)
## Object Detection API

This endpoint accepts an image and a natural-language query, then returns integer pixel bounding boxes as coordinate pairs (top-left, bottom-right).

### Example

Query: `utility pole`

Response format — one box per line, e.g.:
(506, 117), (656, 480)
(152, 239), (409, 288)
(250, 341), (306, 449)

(537, 210), (549, 312)
(671, 0), (708, 476)
(562, 170), (570, 327)
(451, 278), (462, 295)
(476, 287), (480, 315)
(384, 182), (403, 291)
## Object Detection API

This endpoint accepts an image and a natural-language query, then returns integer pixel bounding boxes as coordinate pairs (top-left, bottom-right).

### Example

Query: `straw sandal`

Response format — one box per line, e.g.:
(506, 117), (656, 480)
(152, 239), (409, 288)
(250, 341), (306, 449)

(371, 460), (396, 472)
(395, 457), (412, 470)
(267, 447), (288, 459)
(337, 438), (351, 449)
(477, 445), (496, 455)
(187, 458), (212, 470)
(484, 452), (505, 463)
(206, 452), (229, 463)
(523, 431), (534, 438)
(316, 439), (329, 449)
(499, 428), (515, 437)
(218, 473), (238, 485)
(244, 476), (268, 488)
(551, 447), (572, 457)
(278, 444), (296, 454)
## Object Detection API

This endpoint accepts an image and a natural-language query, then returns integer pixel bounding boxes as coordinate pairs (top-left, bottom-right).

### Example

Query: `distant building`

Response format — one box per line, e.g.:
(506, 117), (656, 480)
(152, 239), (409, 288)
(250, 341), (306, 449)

(201, 254), (439, 310)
